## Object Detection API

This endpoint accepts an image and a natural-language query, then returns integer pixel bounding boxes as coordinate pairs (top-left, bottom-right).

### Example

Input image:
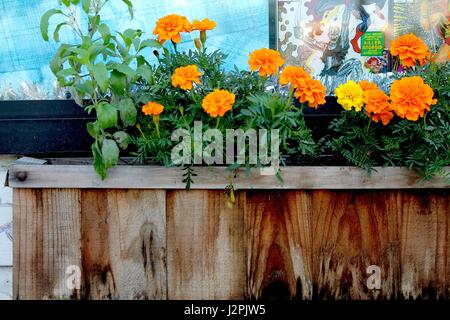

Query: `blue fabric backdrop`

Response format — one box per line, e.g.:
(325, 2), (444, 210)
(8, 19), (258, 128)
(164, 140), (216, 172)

(0, 0), (269, 99)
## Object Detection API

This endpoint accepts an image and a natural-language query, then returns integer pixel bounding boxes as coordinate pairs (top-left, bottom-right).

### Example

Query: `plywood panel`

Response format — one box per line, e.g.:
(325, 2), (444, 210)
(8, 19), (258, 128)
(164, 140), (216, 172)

(13, 189), (82, 299)
(167, 190), (246, 299)
(245, 191), (313, 299)
(80, 189), (166, 299)
(312, 190), (401, 299)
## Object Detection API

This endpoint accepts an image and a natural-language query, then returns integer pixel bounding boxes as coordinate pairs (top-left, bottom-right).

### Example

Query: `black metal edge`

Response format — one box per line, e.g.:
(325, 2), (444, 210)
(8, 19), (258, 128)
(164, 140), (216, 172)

(0, 100), (93, 119)
(268, 0), (278, 50)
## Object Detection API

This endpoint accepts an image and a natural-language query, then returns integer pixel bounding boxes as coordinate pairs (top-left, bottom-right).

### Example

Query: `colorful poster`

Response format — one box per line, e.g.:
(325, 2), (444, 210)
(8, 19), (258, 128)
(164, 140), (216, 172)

(276, 0), (449, 94)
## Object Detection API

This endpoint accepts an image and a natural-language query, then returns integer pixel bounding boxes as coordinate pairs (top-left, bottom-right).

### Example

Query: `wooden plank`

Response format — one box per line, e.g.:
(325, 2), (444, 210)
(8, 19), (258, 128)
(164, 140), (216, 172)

(13, 189), (82, 300)
(8, 165), (449, 189)
(166, 190), (246, 299)
(311, 190), (401, 299)
(80, 189), (167, 300)
(245, 191), (313, 299)
(399, 190), (449, 299)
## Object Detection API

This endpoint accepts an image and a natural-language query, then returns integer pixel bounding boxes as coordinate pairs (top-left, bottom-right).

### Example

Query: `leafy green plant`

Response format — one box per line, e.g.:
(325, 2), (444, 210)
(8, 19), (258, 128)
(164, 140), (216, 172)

(42, 0), (160, 178)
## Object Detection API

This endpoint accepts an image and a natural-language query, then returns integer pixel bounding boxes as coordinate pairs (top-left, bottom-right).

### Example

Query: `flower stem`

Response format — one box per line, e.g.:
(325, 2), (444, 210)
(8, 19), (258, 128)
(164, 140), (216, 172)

(215, 117), (221, 129)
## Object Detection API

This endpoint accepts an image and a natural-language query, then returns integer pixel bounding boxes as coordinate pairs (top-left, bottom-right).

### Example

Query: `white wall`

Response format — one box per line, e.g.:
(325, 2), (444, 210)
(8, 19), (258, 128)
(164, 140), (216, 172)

(0, 156), (15, 300)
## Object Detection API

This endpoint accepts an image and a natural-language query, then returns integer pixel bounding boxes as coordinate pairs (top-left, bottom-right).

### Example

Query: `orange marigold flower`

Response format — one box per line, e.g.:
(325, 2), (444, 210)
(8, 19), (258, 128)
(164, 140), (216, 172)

(202, 89), (236, 117)
(171, 65), (202, 90)
(390, 33), (431, 68)
(279, 65), (311, 88)
(248, 48), (285, 77)
(363, 88), (393, 125)
(142, 102), (164, 116)
(295, 78), (327, 109)
(389, 76), (437, 121)
(153, 14), (191, 44)
(191, 18), (216, 32)
(371, 110), (394, 125)
(359, 80), (379, 92)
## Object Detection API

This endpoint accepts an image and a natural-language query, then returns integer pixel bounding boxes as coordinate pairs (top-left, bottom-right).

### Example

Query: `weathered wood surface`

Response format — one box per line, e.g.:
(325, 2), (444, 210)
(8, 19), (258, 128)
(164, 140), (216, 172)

(13, 189), (81, 299)
(167, 190), (246, 299)
(8, 165), (450, 189)
(13, 188), (450, 300)
(13, 189), (167, 300)
(245, 191), (313, 299)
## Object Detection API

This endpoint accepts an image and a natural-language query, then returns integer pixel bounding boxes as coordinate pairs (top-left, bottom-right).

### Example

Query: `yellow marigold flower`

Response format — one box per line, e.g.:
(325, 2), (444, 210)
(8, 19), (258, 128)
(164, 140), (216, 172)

(390, 33), (431, 68)
(202, 89), (236, 117)
(359, 80), (379, 92)
(142, 102), (164, 116)
(295, 78), (326, 109)
(363, 88), (393, 125)
(153, 14), (191, 44)
(171, 65), (202, 90)
(191, 18), (216, 32)
(279, 65), (311, 88)
(334, 80), (364, 112)
(248, 48), (285, 77)
(390, 76), (437, 121)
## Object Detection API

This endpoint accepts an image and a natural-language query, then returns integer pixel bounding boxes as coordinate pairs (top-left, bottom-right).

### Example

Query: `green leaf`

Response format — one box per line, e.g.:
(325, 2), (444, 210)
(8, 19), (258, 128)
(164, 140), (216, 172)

(113, 63), (136, 78)
(139, 39), (162, 51)
(117, 98), (137, 127)
(137, 65), (153, 83)
(86, 121), (101, 138)
(40, 9), (62, 41)
(88, 43), (105, 62)
(92, 142), (107, 179)
(98, 23), (110, 43)
(82, 0), (91, 13)
(74, 80), (95, 96)
(49, 44), (71, 75)
(113, 131), (132, 150)
(91, 62), (109, 92)
(110, 70), (127, 96)
(67, 47), (89, 63)
(121, 0), (134, 18)
(61, 0), (71, 6)
(96, 102), (118, 129)
(53, 22), (68, 42)
(102, 139), (120, 168)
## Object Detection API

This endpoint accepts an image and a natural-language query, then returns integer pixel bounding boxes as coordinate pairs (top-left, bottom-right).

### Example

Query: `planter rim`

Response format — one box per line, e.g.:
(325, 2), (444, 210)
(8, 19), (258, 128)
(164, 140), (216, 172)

(6, 162), (449, 190)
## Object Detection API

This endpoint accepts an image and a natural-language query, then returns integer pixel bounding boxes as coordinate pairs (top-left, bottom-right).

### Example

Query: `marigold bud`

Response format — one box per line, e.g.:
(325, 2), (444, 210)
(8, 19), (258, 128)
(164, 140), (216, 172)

(194, 38), (202, 50)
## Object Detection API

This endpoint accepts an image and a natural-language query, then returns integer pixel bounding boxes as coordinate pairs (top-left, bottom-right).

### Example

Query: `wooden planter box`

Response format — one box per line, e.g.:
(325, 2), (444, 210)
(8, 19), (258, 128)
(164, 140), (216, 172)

(7, 163), (449, 300)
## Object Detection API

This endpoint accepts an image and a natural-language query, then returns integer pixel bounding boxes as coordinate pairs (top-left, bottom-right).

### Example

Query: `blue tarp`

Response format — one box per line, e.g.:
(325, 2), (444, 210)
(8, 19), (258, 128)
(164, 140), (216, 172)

(0, 0), (269, 99)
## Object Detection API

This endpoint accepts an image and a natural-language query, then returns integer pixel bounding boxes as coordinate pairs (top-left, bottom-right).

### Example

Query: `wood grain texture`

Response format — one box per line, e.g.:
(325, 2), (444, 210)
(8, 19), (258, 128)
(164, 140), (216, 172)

(8, 165), (450, 189)
(312, 191), (401, 299)
(13, 189), (81, 300)
(398, 190), (449, 299)
(11, 187), (450, 300)
(245, 191), (313, 300)
(166, 190), (246, 299)
(80, 189), (166, 300)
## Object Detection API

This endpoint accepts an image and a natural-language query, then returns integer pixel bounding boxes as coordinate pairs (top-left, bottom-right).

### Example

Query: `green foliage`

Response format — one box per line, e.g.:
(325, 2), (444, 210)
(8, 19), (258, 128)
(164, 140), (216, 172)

(42, 0), (159, 179)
